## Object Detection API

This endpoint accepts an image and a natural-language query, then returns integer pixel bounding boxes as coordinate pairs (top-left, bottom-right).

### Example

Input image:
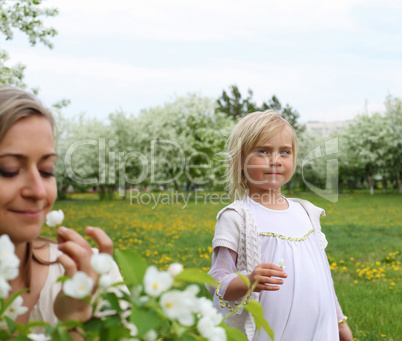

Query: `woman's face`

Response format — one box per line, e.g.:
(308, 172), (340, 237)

(0, 115), (57, 244)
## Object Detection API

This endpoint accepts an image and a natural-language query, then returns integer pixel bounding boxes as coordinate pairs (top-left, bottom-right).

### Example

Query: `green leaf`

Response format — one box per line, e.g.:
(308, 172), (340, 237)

(0, 290), (27, 314)
(102, 315), (122, 328)
(175, 268), (217, 286)
(0, 329), (10, 341)
(244, 300), (274, 339)
(222, 324), (248, 341)
(56, 275), (71, 283)
(84, 318), (103, 332)
(101, 292), (123, 312)
(130, 304), (161, 337)
(11, 336), (30, 341)
(173, 334), (197, 341)
(50, 325), (74, 341)
(115, 249), (148, 286)
(237, 273), (250, 288)
(5, 316), (16, 333)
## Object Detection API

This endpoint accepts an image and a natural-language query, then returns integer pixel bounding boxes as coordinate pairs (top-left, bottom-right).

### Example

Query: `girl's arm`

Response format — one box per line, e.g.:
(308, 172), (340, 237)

(208, 247), (287, 301)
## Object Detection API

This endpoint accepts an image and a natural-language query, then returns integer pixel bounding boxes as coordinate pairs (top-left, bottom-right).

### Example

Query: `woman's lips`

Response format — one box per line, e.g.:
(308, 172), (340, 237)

(9, 209), (43, 218)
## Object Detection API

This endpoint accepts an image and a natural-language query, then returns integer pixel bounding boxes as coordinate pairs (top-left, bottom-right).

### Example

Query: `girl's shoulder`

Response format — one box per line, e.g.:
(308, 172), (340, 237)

(287, 198), (325, 217)
(216, 200), (250, 221)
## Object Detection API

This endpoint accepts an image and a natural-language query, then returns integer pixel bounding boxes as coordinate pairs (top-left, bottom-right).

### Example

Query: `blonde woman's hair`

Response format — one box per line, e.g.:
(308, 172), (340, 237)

(0, 86), (56, 288)
(0, 86), (55, 141)
(226, 110), (299, 201)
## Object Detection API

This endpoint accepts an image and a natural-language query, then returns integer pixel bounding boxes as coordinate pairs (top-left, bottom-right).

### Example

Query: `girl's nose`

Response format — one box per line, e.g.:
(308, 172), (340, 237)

(269, 153), (282, 166)
(21, 169), (47, 199)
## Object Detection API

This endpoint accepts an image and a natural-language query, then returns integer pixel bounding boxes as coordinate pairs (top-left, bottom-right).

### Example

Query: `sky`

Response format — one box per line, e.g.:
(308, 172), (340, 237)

(3, 0), (402, 123)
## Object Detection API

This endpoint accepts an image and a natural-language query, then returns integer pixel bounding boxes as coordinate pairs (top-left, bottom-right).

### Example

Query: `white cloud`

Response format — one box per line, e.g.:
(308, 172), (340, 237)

(51, 0), (369, 42)
(3, 0), (401, 123)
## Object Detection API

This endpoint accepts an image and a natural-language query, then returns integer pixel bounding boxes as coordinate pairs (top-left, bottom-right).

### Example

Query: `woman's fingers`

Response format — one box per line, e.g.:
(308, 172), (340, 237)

(85, 227), (113, 255)
(57, 226), (93, 252)
(57, 253), (78, 277)
(56, 226), (113, 275)
(58, 241), (95, 274)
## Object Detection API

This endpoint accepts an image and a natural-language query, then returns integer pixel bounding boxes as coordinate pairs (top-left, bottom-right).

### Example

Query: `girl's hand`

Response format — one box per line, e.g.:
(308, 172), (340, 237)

(54, 226), (113, 322)
(339, 322), (353, 341)
(248, 263), (287, 292)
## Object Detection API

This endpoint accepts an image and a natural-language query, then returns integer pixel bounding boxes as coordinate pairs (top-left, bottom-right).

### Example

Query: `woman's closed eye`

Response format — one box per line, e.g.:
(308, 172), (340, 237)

(40, 170), (55, 178)
(0, 169), (19, 178)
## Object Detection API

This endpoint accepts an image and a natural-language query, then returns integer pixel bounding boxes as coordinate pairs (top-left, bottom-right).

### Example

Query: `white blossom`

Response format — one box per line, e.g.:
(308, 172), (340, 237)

(121, 310), (139, 337)
(168, 263), (183, 276)
(27, 333), (51, 341)
(63, 271), (94, 299)
(98, 274), (114, 288)
(277, 258), (286, 269)
(3, 296), (28, 320)
(91, 253), (114, 275)
(197, 316), (226, 341)
(45, 209), (64, 227)
(0, 277), (11, 299)
(143, 266), (173, 297)
(143, 329), (158, 341)
(197, 297), (223, 323)
(160, 285), (200, 327)
(0, 234), (20, 298)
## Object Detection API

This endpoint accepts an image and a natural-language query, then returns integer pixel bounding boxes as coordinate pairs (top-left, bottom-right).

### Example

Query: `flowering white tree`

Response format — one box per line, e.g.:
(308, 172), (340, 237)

(136, 94), (232, 192)
(339, 112), (394, 195)
(0, 0), (58, 87)
(384, 95), (402, 193)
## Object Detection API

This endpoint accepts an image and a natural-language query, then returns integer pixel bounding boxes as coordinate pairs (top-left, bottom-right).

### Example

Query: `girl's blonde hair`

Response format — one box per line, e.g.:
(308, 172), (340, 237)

(0, 86), (55, 141)
(226, 110), (298, 201)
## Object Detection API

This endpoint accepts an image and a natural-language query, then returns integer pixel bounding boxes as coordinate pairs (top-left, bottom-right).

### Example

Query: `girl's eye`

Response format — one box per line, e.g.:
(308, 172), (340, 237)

(0, 169), (19, 178)
(280, 150), (291, 155)
(257, 150), (268, 154)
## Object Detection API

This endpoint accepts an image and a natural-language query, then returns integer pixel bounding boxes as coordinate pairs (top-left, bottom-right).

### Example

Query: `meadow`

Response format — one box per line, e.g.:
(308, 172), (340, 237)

(43, 191), (402, 341)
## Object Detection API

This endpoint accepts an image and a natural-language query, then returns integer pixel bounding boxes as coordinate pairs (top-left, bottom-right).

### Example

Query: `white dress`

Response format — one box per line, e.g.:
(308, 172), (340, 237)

(209, 197), (344, 341)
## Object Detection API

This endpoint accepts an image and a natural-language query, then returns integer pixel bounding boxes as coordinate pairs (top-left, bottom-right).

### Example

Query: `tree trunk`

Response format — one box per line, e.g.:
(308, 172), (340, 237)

(398, 174), (402, 194)
(382, 177), (387, 193)
(367, 175), (375, 195)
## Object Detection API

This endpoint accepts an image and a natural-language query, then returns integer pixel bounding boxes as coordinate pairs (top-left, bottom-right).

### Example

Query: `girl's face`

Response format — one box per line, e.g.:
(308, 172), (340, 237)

(0, 115), (57, 244)
(243, 128), (294, 197)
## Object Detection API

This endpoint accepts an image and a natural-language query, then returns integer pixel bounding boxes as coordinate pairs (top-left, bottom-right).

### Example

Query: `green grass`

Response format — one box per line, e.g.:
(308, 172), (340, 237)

(44, 192), (402, 341)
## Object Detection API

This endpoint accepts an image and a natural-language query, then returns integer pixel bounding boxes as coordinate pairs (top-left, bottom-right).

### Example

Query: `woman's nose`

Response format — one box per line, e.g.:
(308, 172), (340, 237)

(21, 169), (47, 199)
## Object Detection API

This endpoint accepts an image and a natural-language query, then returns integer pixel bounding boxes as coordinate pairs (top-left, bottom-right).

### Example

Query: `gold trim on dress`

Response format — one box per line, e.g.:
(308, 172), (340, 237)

(259, 228), (314, 241)
(215, 275), (250, 314)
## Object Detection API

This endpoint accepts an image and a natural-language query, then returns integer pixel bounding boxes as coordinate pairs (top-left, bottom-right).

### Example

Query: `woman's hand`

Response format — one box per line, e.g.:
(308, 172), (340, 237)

(248, 263), (287, 292)
(339, 322), (353, 341)
(54, 226), (113, 322)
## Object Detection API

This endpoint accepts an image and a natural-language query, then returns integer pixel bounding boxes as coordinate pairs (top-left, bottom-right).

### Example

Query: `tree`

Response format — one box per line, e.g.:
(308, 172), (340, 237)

(0, 0), (58, 87)
(216, 85), (257, 120)
(384, 95), (402, 193)
(136, 94), (231, 193)
(261, 95), (305, 135)
(340, 113), (393, 195)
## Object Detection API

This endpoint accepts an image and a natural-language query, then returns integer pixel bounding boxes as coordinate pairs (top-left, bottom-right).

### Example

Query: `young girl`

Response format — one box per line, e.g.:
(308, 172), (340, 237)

(0, 86), (121, 338)
(208, 111), (353, 341)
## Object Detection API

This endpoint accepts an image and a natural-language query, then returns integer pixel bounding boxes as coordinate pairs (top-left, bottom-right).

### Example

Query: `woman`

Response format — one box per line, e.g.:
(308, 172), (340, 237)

(0, 86), (116, 336)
